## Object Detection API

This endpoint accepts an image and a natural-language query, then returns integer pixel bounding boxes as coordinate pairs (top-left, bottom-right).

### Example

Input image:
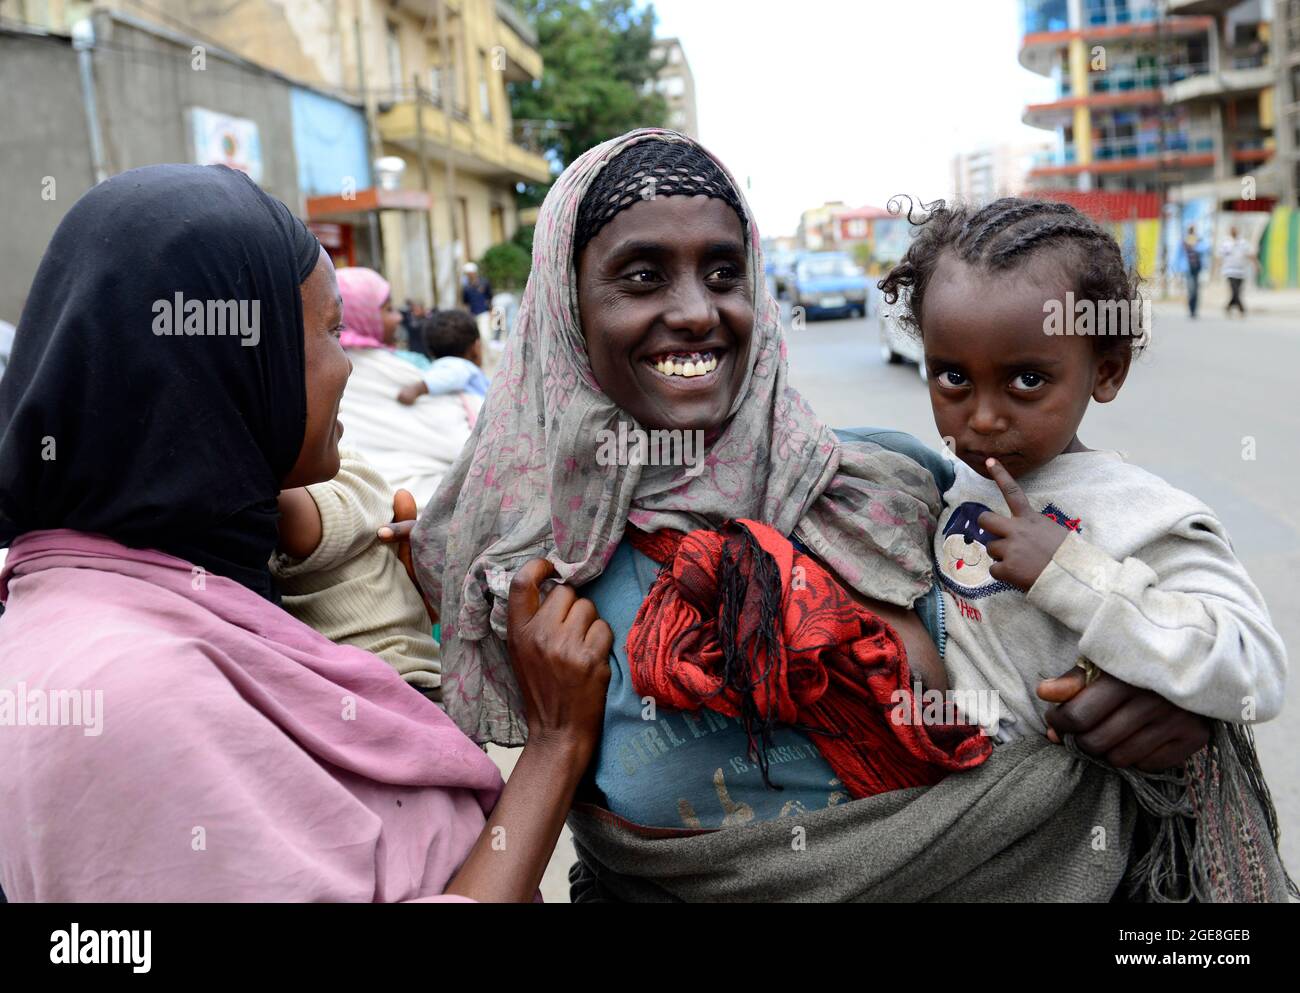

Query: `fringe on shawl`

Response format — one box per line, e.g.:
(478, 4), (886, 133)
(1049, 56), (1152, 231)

(1067, 721), (1297, 903)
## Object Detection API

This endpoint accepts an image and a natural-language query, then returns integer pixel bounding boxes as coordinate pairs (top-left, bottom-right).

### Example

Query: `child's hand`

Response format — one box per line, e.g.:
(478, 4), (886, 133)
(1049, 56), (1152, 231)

(378, 488), (437, 623)
(975, 458), (1069, 590)
(397, 383), (426, 405)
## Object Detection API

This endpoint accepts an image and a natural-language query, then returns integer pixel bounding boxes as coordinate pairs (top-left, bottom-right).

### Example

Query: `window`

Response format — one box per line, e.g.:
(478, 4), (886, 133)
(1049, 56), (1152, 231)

(797, 256), (858, 280)
(1021, 0), (1068, 35)
(457, 197), (472, 262)
(659, 75), (685, 98)
(386, 20), (403, 94)
(479, 50), (492, 120)
(427, 40), (442, 103)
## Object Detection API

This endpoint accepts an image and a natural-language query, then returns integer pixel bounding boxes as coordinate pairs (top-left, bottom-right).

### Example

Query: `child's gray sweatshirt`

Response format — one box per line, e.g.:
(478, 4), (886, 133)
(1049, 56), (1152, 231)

(935, 450), (1286, 742)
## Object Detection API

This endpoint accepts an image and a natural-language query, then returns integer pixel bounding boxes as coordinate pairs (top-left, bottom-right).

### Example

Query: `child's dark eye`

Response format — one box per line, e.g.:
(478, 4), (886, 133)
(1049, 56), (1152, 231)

(937, 370), (968, 388)
(1011, 372), (1046, 391)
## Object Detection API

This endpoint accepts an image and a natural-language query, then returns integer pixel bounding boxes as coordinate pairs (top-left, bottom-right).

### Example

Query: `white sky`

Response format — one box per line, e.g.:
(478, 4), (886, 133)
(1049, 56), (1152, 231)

(650, 0), (1057, 237)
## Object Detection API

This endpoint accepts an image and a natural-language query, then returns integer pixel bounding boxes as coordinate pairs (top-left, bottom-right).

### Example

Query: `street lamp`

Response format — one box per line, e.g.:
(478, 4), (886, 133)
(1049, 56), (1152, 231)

(374, 156), (407, 191)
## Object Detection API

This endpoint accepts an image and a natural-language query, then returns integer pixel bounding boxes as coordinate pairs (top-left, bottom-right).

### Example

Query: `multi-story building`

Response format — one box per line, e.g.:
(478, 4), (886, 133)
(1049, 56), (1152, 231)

(360, 0), (551, 305)
(952, 141), (1056, 203)
(0, 0), (552, 308)
(796, 200), (846, 251)
(649, 37), (698, 138)
(1019, 0), (1279, 210)
(1277, 0), (1299, 206)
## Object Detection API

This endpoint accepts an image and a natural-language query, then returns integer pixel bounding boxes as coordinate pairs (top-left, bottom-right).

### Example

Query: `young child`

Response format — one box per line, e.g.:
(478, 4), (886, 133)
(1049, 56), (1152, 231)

(397, 309), (489, 405)
(879, 197), (1286, 744)
(272, 450), (441, 700)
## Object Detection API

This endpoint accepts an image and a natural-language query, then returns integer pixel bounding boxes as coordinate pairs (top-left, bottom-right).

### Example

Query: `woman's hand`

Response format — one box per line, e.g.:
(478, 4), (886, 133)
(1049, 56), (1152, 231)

(1037, 669), (1211, 771)
(377, 489), (436, 623)
(506, 557), (613, 754)
(442, 557), (612, 903)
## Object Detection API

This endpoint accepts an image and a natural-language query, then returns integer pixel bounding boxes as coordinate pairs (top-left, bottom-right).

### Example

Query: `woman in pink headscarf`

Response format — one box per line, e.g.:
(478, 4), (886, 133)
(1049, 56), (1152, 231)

(335, 267), (479, 509)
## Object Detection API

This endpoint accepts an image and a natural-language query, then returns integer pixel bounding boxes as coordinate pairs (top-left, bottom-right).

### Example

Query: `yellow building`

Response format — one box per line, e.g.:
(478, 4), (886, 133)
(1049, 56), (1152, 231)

(6, 0), (552, 307)
(360, 0), (552, 306)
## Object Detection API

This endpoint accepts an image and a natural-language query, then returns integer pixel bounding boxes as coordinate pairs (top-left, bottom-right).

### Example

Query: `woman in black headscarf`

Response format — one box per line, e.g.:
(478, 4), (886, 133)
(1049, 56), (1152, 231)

(0, 164), (330, 597)
(0, 165), (609, 902)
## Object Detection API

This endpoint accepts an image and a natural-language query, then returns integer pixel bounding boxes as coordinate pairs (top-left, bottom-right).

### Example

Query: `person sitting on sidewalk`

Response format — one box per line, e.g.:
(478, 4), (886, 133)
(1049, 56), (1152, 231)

(398, 309), (489, 405)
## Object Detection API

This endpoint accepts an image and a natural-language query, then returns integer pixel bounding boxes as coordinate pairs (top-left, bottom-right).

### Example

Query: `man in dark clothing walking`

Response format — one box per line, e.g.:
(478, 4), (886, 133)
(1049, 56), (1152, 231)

(1182, 225), (1202, 319)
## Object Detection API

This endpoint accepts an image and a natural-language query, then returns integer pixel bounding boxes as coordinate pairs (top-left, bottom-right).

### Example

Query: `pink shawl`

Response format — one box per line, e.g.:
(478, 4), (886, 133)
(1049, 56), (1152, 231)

(0, 530), (503, 902)
(337, 267), (392, 350)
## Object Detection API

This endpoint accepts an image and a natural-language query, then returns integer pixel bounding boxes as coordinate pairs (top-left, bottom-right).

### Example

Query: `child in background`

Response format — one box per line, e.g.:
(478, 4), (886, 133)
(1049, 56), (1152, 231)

(397, 310), (489, 405)
(273, 450), (441, 701)
(879, 197), (1286, 747)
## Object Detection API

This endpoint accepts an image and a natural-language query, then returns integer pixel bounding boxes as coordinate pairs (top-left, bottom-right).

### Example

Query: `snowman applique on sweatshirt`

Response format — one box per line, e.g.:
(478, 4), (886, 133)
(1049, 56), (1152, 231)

(934, 450), (1286, 743)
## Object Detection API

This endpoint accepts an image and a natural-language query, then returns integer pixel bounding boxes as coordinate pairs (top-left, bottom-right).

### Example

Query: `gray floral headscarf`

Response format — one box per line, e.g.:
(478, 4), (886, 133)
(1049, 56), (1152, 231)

(412, 128), (940, 745)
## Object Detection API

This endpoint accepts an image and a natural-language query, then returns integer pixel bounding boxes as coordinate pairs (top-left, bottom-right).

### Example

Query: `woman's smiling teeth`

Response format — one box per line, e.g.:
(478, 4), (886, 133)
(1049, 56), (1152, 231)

(650, 351), (719, 378)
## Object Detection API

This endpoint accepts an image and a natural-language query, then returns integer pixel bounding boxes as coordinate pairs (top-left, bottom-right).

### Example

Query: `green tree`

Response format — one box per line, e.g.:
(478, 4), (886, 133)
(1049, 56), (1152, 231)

(509, 0), (667, 201)
(479, 241), (532, 291)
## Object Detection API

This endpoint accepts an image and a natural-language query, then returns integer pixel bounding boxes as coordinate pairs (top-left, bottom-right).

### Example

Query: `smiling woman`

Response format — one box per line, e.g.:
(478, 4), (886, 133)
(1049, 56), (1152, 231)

(412, 129), (959, 751)
(577, 197), (752, 432)
(411, 129), (1001, 877)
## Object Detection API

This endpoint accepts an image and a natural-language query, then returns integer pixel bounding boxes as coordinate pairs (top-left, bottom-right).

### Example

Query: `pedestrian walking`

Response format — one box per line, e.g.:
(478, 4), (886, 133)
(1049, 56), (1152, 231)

(1219, 225), (1255, 317)
(461, 262), (493, 340)
(1182, 224), (1203, 318)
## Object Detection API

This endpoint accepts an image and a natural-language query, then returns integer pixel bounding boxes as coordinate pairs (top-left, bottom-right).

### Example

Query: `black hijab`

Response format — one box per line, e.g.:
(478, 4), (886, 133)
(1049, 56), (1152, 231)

(0, 164), (321, 600)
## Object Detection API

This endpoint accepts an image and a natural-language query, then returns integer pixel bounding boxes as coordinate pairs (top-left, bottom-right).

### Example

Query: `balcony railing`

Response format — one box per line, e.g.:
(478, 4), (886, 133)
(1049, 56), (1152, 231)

(374, 85), (470, 124)
(1055, 62), (1210, 99)
(1035, 131), (1215, 168)
(1225, 46), (1268, 70)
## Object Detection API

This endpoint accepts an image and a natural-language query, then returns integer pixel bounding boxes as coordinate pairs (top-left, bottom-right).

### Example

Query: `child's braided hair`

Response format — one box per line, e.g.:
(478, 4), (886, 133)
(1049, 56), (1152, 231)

(877, 196), (1147, 353)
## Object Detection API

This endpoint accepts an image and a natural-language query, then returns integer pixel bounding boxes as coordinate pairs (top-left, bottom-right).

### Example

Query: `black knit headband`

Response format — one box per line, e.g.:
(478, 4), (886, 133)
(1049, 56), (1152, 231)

(573, 138), (747, 255)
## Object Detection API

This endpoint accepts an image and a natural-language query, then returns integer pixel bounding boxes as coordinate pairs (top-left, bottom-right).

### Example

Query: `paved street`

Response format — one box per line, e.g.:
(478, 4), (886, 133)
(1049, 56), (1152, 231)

(504, 291), (1300, 902)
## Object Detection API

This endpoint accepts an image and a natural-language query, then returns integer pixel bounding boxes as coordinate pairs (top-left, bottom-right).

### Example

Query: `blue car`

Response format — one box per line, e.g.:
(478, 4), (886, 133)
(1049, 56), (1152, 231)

(789, 253), (870, 320)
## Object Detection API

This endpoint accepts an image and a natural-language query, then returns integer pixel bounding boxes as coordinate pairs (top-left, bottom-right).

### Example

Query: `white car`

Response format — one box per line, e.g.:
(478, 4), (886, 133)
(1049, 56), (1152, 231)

(877, 292), (927, 382)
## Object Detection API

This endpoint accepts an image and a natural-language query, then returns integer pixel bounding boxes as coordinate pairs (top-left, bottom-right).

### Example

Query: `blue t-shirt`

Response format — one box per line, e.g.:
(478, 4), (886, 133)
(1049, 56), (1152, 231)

(583, 428), (950, 829)
(582, 540), (850, 829)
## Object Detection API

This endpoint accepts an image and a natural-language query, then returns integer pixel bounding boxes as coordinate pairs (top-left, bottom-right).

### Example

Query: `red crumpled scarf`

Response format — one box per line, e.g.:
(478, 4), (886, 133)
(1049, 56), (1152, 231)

(626, 519), (991, 799)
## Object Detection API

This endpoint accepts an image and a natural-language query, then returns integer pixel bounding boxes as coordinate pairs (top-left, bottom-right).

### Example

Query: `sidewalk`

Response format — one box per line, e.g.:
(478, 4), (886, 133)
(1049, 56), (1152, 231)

(1152, 281), (1300, 320)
